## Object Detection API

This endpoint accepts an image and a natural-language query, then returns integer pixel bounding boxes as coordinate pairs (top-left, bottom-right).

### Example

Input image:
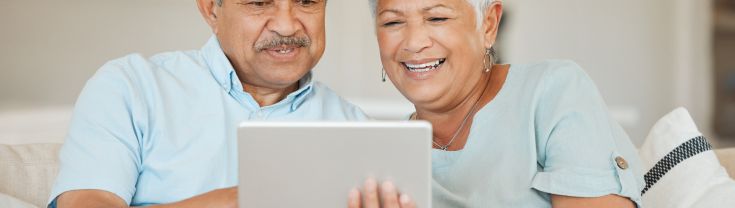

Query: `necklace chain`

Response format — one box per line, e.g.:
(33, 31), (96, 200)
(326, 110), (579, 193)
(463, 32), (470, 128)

(411, 72), (492, 151)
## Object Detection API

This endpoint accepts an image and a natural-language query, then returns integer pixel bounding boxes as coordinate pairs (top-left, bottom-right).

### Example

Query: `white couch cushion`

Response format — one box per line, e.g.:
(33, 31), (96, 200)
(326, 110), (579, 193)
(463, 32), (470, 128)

(0, 193), (38, 208)
(639, 107), (735, 207)
(0, 143), (62, 208)
(0, 106), (72, 145)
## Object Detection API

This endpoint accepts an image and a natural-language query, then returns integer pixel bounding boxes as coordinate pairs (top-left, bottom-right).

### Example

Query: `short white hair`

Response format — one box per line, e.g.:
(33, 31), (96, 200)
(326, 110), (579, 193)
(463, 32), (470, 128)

(368, 0), (500, 63)
(368, 0), (498, 29)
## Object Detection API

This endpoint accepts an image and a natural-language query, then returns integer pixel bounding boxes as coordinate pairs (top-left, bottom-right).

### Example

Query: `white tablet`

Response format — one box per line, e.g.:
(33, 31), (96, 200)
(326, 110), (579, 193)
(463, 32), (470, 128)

(237, 121), (432, 208)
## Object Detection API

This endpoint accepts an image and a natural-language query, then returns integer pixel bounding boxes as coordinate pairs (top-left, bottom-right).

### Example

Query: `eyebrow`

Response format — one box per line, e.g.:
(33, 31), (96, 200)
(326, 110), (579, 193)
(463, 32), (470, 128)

(423, 4), (452, 12)
(377, 3), (453, 16)
(378, 9), (402, 16)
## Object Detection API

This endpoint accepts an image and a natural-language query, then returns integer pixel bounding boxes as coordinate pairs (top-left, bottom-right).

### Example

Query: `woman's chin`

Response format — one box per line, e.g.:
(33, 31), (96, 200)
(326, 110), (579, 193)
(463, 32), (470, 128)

(399, 87), (446, 107)
(393, 78), (448, 106)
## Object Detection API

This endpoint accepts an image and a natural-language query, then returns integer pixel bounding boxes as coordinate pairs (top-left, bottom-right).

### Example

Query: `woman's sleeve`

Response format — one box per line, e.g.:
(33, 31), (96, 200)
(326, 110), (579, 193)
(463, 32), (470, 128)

(529, 61), (644, 207)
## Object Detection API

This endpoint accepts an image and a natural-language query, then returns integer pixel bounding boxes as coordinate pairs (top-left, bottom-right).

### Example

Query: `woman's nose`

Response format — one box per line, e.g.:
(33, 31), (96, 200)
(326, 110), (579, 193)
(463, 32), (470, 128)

(402, 24), (433, 53)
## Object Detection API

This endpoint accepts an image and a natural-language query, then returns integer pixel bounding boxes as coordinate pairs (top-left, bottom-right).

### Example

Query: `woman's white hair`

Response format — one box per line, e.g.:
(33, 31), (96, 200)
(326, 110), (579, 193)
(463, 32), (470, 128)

(368, 0), (500, 64)
(368, 0), (499, 29)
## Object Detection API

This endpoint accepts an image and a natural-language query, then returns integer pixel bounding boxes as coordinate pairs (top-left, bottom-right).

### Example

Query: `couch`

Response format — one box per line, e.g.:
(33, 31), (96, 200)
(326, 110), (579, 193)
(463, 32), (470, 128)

(1, 107), (734, 207)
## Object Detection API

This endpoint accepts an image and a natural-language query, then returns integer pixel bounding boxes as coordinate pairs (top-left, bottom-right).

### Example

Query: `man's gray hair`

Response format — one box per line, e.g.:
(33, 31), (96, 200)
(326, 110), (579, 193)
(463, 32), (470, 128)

(216, 0), (327, 6)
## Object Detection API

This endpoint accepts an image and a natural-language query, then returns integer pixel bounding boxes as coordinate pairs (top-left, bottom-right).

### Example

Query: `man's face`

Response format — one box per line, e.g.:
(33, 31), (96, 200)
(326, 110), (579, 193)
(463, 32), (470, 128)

(214, 0), (326, 90)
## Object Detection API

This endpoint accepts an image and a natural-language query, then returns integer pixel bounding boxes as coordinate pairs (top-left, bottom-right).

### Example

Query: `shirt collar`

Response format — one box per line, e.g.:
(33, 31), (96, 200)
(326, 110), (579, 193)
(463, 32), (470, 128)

(201, 35), (314, 111)
(288, 73), (314, 111)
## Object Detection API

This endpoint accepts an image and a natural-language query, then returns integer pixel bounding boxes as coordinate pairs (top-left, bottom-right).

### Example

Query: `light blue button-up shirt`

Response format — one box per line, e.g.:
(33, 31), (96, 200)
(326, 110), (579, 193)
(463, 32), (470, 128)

(48, 36), (367, 207)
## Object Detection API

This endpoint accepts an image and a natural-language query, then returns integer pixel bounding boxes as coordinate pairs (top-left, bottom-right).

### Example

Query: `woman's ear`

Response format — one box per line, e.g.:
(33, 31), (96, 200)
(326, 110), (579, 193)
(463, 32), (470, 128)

(197, 0), (221, 33)
(481, 2), (503, 49)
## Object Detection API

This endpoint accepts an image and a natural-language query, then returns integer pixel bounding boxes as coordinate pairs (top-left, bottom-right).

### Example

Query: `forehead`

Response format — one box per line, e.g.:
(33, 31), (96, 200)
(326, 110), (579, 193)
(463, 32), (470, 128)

(376, 0), (471, 14)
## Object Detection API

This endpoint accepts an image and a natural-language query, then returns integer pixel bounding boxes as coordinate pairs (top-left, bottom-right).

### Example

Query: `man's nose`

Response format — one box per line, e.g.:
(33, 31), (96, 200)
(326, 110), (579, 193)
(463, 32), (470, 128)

(267, 5), (302, 37)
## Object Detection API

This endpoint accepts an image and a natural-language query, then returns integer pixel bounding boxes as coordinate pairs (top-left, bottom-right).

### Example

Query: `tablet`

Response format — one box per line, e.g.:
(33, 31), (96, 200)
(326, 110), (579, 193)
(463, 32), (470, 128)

(237, 121), (432, 208)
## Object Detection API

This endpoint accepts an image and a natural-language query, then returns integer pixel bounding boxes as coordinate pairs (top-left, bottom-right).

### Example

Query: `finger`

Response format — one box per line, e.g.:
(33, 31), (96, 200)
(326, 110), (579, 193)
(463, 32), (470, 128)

(348, 188), (361, 208)
(380, 181), (400, 208)
(399, 194), (416, 208)
(363, 178), (380, 208)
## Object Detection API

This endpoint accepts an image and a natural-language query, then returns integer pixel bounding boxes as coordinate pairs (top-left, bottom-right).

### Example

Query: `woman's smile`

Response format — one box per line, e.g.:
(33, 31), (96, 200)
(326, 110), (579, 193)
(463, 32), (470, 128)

(400, 58), (447, 80)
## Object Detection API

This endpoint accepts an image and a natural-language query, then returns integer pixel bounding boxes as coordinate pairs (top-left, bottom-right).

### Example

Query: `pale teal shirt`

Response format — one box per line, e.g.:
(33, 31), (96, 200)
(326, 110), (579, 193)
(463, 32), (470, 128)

(431, 60), (644, 207)
(47, 36), (367, 207)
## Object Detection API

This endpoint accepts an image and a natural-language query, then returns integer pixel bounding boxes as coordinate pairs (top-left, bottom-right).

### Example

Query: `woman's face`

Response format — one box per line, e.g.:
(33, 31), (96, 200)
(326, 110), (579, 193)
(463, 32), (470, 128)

(375, 0), (489, 109)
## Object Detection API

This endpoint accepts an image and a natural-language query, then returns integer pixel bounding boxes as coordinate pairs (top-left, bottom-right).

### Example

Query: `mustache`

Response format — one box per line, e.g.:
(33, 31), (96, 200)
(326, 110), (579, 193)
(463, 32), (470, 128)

(254, 36), (311, 52)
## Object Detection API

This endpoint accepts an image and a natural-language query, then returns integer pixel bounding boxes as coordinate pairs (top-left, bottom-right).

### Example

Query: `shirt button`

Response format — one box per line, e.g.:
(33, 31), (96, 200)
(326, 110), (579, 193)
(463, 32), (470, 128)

(615, 156), (629, 170)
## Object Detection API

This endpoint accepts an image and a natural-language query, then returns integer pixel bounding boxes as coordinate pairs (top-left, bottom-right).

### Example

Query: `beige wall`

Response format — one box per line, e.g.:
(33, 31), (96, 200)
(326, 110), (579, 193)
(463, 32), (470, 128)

(0, 0), (211, 106)
(0, 0), (716, 146)
(499, 0), (714, 144)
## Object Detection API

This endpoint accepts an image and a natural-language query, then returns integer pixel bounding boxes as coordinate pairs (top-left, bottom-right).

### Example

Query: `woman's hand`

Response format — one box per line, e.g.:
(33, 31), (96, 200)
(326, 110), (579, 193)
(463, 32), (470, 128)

(348, 178), (416, 208)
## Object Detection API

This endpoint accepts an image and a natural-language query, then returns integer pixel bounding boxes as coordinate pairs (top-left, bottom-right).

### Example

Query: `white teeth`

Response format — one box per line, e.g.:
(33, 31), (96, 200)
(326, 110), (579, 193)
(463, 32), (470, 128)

(410, 67), (433, 73)
(276, 48), (293, 54)
(404, 59), (444, 72)
(406, 60), (440, 69)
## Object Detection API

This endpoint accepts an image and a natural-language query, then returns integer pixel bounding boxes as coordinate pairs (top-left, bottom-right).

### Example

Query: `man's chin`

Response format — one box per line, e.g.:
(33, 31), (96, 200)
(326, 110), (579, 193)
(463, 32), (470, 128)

(256, 73), (310, 88)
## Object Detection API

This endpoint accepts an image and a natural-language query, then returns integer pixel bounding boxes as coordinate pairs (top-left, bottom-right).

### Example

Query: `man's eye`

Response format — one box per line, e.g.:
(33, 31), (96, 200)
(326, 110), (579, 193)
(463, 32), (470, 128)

(297, 0), (318, 6)
(428, 17), (449, 22)
(247, 1), (270, 7)
(382, 21), (403, 27)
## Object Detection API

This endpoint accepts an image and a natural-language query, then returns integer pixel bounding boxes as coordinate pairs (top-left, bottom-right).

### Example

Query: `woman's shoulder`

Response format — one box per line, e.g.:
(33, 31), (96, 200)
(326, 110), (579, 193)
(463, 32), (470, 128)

(511, 59), (589, 81)
(509, 59), (597, 94)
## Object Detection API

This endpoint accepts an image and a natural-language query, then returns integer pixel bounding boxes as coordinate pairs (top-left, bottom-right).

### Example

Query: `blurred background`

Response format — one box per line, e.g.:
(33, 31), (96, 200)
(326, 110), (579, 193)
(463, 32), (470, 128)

(0, 0), (732, 147)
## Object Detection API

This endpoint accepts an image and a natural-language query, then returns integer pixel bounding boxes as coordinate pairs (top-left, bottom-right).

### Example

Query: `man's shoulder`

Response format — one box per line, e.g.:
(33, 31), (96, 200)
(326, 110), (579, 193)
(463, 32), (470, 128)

(102, 50), (204, 75)
(306, 82), (368, 120)
(308, 81), (353, 106)
(309, 81), (335, 96)
(79, 49), (218, 112)
(91, 50), (210, 88)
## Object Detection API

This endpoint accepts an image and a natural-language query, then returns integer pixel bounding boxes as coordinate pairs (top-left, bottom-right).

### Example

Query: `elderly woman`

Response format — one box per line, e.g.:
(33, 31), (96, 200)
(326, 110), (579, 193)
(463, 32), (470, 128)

(348, 0), (644, 207)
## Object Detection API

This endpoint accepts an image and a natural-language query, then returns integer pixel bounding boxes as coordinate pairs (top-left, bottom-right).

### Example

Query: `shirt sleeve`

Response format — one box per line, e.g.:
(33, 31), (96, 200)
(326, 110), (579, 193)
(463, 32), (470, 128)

(529, 61), (644, 206)
(47, 60), (145, 207)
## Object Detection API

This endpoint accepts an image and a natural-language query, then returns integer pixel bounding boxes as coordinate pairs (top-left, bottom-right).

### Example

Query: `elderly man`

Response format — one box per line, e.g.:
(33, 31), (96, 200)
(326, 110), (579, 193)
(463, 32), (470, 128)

(48, 0), (365, 207)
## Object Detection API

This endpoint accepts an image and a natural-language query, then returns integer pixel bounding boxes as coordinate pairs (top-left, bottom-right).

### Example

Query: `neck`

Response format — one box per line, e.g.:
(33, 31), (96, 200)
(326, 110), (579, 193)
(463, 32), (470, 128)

(415, 72), (492, 141)
(242, 82), (300, 107)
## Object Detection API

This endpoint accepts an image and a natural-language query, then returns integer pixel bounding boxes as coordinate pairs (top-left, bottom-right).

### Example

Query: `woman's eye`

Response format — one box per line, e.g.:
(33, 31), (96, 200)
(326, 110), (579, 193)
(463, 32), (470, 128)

(428, 17), (449, 22)
(382, 21), (403, 27)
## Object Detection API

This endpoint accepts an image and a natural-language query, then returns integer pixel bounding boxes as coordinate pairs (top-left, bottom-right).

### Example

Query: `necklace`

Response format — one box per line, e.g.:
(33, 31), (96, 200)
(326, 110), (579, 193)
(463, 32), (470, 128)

(411, 72), (492, 151)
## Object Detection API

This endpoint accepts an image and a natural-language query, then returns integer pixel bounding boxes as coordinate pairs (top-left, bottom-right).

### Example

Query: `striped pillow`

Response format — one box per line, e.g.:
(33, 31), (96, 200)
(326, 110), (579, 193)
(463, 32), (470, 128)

(639, 108), (735, 207)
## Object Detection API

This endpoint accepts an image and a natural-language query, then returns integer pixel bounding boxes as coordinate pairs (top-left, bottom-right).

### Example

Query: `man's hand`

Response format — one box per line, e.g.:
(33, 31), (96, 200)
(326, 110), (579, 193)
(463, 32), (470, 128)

(57, 187), (238, 208)
(348, 178), (416, 208)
